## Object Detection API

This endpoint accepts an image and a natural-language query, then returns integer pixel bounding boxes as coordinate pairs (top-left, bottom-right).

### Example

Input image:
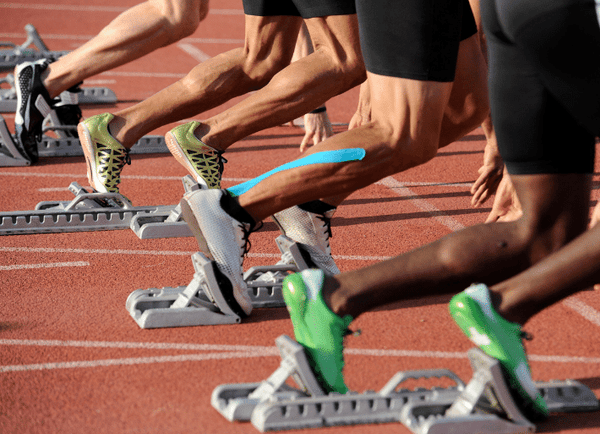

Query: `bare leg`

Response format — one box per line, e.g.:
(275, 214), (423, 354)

(42, 0), (208, 98)
(108, 15), (304, 148)
(193, 14), (365, 151)
(325, 173), (591, 325)
(238, 71), (453, 221)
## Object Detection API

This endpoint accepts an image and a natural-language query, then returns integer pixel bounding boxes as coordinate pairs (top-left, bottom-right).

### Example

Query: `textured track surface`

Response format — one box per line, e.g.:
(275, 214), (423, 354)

(1, 1), (599, 433)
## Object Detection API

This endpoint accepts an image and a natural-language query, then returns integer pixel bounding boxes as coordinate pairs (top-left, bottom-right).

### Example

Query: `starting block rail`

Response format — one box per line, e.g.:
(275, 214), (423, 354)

(212, 336), (599, 433)
(0, 181), (177, 235)
(126, 235), (314, 328)
(0, 24), (67, 71)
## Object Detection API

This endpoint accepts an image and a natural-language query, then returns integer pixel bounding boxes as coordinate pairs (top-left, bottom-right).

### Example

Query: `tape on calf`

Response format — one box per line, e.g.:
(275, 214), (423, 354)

(227, 148), (366, 197)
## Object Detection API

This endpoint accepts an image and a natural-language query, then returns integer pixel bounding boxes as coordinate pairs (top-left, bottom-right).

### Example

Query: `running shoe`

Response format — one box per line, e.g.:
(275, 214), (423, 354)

(77, 113), (131, 193)
(449, 284), (548, 422)
(282, 269), (353, 394)
(166, 121), (225, 188)
(179, 189), (254, 316)
(14, 59), (53, 162)
(272, 203), (340, 275)
(51, 86), (83, 138)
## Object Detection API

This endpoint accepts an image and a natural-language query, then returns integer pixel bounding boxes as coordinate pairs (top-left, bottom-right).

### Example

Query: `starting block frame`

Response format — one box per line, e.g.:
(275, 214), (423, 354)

(0, 181), (178, 235)
(0, 176), (200, 238)
(212, 335), (599, 433)
(0, 24), (68, 71)
(126, 235), (314, 328)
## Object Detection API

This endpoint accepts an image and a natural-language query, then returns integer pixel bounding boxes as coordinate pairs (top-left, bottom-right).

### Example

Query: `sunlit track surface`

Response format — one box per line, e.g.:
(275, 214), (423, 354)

(1, 1), (599, 433)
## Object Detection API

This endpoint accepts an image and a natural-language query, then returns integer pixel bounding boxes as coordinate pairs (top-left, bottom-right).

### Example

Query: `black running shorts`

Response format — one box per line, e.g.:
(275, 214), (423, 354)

(242, 0), (356, 19)
(483, 0), (599, 174)
(356, 0), (477, 82)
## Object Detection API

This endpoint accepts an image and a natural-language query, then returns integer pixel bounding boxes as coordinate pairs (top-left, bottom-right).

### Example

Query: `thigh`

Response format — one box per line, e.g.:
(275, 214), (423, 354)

(302, 13), (361, 61)
(243, 14), (303, 65)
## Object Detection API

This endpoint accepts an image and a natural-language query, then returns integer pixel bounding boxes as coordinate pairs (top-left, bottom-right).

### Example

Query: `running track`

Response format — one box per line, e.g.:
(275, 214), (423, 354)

(1, 1), (599, 433)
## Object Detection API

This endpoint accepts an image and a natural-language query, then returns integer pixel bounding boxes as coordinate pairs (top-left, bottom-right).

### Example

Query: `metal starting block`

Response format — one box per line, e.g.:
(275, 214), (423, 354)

(0, 181), (178, 235)
(126, 235), (315, 329)
(0, 24), (68, 71)
(212, 336), (599, 433)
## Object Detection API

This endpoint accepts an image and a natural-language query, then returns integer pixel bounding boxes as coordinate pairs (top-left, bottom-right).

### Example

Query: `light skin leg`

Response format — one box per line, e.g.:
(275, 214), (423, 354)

(108, 15), (303, 148)
(42, 0), (209, 98)
(238, 72), (454, 221)
(192, 14), (365, 151)
(237, 34), (488, 212)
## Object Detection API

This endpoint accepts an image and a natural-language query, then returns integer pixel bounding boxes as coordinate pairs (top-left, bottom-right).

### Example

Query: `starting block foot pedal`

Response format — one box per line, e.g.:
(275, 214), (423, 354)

(130, 176), (199, 239)
(212, 337), (599, 432)
(127, 252), (243, 328)
(128, 234), (326, 327)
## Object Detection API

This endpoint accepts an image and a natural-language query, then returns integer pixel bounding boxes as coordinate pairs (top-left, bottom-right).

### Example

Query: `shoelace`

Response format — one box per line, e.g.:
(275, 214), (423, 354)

(239, 221), (263, 258)
(315, 213), (333, 241)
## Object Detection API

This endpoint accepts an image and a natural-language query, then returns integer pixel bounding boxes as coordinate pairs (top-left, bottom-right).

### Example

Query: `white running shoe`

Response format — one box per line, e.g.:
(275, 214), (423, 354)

(180, 189), (253, 316)
(271, 204), (340, 275)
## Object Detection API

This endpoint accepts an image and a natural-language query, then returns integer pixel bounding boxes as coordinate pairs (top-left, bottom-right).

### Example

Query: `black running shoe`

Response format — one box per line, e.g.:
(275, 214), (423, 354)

(14, 59), (53, 162)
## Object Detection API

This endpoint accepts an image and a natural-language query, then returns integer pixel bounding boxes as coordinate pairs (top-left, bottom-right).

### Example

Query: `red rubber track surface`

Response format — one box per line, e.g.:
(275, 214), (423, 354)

(1, 1), (599, 433)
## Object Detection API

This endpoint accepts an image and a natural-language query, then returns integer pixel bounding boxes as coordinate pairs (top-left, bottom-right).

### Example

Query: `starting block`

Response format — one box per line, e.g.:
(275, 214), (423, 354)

(0, 181), (179, 235)
(0, 24), (68, 71)
(212, 335), (599, 433)
(126, 235), (314, 328)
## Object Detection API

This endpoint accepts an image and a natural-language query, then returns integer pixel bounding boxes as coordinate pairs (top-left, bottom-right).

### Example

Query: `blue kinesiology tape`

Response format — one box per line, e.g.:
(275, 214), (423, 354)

(227, 148), (366, 197)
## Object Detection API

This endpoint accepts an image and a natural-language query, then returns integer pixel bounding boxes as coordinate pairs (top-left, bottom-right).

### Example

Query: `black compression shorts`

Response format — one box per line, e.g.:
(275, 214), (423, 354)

(242, 0), (356, 19)
(483, 0), (599, 174)
(356, 0), (477, 81)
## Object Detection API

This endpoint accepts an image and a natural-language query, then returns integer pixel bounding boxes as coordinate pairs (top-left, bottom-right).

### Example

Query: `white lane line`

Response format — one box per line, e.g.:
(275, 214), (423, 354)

(0, 351), (268, 373)
(1, 339), (598, 373)
(563, 296), (600, 327)
(377, 177), (466, 232)
(0, 171), (474, 189)
(0, 339), (276, 352)
(0, 261), (89, 271)
(0, 247), (392, 262)
(0, 3), (243, 14)
(177, 42), (211, 62)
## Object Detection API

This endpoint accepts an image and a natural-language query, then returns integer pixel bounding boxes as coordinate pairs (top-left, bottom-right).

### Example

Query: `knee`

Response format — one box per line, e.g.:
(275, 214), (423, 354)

(241, 50), (292, 89)
(153, 0), (205, 41)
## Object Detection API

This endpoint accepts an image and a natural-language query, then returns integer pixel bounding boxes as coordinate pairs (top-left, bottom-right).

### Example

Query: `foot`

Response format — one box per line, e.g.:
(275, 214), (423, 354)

(179, 189), (254, 316)
(272, 202), (340, 275)
(166, 121), (225, 188)
(282, 269), (352, 394)
(77, 113), (131, 193)
(14, 59), (53, 162)
(449, 283), (548, 422)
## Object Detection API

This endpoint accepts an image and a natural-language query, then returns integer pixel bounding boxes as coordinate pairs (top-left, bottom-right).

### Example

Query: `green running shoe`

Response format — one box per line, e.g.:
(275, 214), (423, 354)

(166, 121), (225, 189)
(449, 283), (548, 422)
(77, 113), (130, 193)
(282, 269), (352, 394)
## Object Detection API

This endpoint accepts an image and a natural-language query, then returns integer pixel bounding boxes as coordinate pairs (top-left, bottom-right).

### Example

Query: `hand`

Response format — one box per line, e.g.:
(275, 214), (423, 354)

(471, 139), (504, 208)
(299, 111), (334, 152)
(485, 170), (523, 223)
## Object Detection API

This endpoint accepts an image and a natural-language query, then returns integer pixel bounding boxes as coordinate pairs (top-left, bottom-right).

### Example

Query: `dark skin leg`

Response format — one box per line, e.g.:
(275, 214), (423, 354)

(322, 173), (592, 325)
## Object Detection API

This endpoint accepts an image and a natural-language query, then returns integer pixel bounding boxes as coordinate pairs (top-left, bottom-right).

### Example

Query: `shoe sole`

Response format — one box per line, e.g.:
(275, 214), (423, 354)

(77, 122), (105, 193)
(166, 132), (209, 188)
(179, 195), (213, 260)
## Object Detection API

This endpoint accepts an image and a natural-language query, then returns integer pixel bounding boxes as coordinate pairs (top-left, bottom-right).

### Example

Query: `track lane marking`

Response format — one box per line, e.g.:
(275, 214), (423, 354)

(0, 261), (89, 271)
(1, 339), (599, 373)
